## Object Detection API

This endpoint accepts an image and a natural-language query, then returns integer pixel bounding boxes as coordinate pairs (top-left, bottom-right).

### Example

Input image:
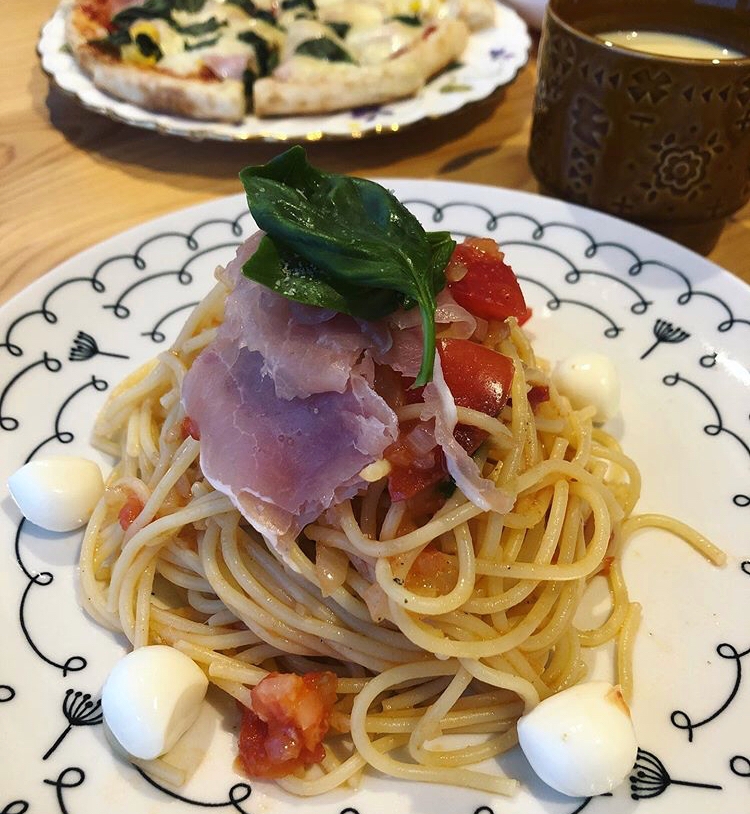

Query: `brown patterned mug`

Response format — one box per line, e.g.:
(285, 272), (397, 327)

(528, 0), (750, 254)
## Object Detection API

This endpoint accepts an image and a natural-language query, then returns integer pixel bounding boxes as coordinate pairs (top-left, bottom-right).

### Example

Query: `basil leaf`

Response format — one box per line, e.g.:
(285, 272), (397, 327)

(327, 21), (350, 39)
(226, 0), (278, 25)
(237, 30), (277, 75)
(437, 476), (457, 498)
(280, 0), (315, 11)
(391, 14), (421, 26)
(111, 0), (172, 28)
(245, 238), (401, 318)
(173, 16), (226, 35)
(240, 147), (453, 386)
(185, 34), (221, 50)
(172, 0), (206, 10)
(135, 32), (163, 59)
(295, 37), (353, 62)
(91, 28), (132, 54)
(426, 231), (456, 293)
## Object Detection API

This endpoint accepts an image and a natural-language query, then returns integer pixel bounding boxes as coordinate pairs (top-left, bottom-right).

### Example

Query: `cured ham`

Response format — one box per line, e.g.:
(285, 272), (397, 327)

(183, 234), (398, 549)
(182, 231), (514, 553)
(219, 235), (391, 400)
(183, 337), (397, 548)
(375, 289), (475, 377)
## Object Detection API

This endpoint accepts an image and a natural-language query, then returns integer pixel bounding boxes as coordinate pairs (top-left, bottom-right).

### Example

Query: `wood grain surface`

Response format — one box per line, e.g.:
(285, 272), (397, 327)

(2, 0), (749, 310)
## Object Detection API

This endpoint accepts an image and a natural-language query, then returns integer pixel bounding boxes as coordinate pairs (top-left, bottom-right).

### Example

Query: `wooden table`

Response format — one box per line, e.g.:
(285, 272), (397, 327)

(3, 0), (750, 310)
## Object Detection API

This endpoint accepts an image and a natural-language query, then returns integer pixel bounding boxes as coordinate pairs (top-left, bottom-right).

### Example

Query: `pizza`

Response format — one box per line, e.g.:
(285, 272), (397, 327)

(65, 0), (496, 121)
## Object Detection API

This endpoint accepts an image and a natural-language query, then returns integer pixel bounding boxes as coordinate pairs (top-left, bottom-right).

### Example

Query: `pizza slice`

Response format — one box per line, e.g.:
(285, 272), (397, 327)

(65, 0), (495, 121)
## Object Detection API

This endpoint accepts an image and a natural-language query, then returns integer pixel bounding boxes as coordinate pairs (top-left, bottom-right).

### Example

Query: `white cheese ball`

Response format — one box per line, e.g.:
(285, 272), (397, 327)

(7, 456), (104, 532)
(102, 645), (209, 760)
(552, 353), (620, 423)
(517, 681), (638, 797)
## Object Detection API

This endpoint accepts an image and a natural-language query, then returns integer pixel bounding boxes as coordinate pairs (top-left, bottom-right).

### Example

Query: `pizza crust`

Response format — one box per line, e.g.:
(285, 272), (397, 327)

(75, 44), (246, 121)
(254, 20), (469, 117)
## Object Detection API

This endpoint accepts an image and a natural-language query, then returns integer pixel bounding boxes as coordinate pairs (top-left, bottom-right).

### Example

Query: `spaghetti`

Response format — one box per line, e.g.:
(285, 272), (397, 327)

(80, 268), (724, 798)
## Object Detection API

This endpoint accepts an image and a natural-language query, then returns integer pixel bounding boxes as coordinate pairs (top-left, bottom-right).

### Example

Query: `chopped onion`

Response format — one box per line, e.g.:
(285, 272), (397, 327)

(446, 260), (469, 282)
(315, 542), (349, 597)
(405, 422), (438, 457)
(362, 582), (390, 623)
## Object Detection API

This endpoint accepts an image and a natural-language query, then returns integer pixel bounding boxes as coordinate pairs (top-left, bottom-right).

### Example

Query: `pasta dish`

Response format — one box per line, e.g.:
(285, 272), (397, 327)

(78, 149), (723, 796)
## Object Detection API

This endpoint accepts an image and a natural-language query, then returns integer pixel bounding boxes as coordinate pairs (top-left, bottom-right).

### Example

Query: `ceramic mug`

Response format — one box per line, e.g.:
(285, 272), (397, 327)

(528, 0), (750, 253)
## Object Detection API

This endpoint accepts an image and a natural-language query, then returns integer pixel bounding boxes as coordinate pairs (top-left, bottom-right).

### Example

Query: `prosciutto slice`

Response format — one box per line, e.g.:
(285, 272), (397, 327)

(375, 289), (476, 378)
(183, 235), (398, 549)
(183, 341), (396, 547)
(219, 234), (391, 400)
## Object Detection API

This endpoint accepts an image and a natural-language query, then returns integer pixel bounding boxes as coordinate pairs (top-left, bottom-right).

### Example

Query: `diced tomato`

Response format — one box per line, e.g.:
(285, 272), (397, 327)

(385, 339), (514, 501)
(180, 415), (201, 440)
(118, 494), (144, 530)
(439, 337), (515, 454)
(237, 672), (337, 779)
(527, 384), (550, 409)
(374, 363), (408, 411)
(438, 338), (514, 417)
(405, 545), (458, 596)
(385, 421), (447, 502)
(447, 238), (531, 324)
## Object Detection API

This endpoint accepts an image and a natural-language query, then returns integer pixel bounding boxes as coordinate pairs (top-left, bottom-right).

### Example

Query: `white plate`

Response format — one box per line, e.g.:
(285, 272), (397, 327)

(1, 181), (749, 814)
(37, 1), (531, 143)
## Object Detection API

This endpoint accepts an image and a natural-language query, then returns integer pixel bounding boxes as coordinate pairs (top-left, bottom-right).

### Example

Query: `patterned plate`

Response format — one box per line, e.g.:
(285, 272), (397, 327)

(1, 181), (749, 814)
(37, 1), (531, 143)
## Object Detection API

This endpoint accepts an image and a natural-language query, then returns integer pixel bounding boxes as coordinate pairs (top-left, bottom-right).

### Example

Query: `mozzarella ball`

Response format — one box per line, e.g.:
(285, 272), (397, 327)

(517, 681), (638, 797)
(7, 456), (104, 532)
(102, 645), (209, 760)
(552, 353), (620, 423)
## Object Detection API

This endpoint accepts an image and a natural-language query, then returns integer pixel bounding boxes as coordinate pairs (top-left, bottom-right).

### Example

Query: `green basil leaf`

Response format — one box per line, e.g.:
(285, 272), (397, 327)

(295, 37), (353, 62)
(280, 0), (315, 11)
(426, 231), (456, 292)
(111, 0), (173, 28)
(437, 476), (457, 498)
(244, 238), (401, 318)
(327, 21), (350, 39)
(240, 147), (453, 385)
(172, 0), (206, 10)
(391, 14), (422, 26)
(172, 16), (226, 35)
(135, 32), (163, 59)
(242, 66), (257, 105)
(91, 28), (132, 54)
(237, 30), (277, 75)
(226, 0), (278, 25)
